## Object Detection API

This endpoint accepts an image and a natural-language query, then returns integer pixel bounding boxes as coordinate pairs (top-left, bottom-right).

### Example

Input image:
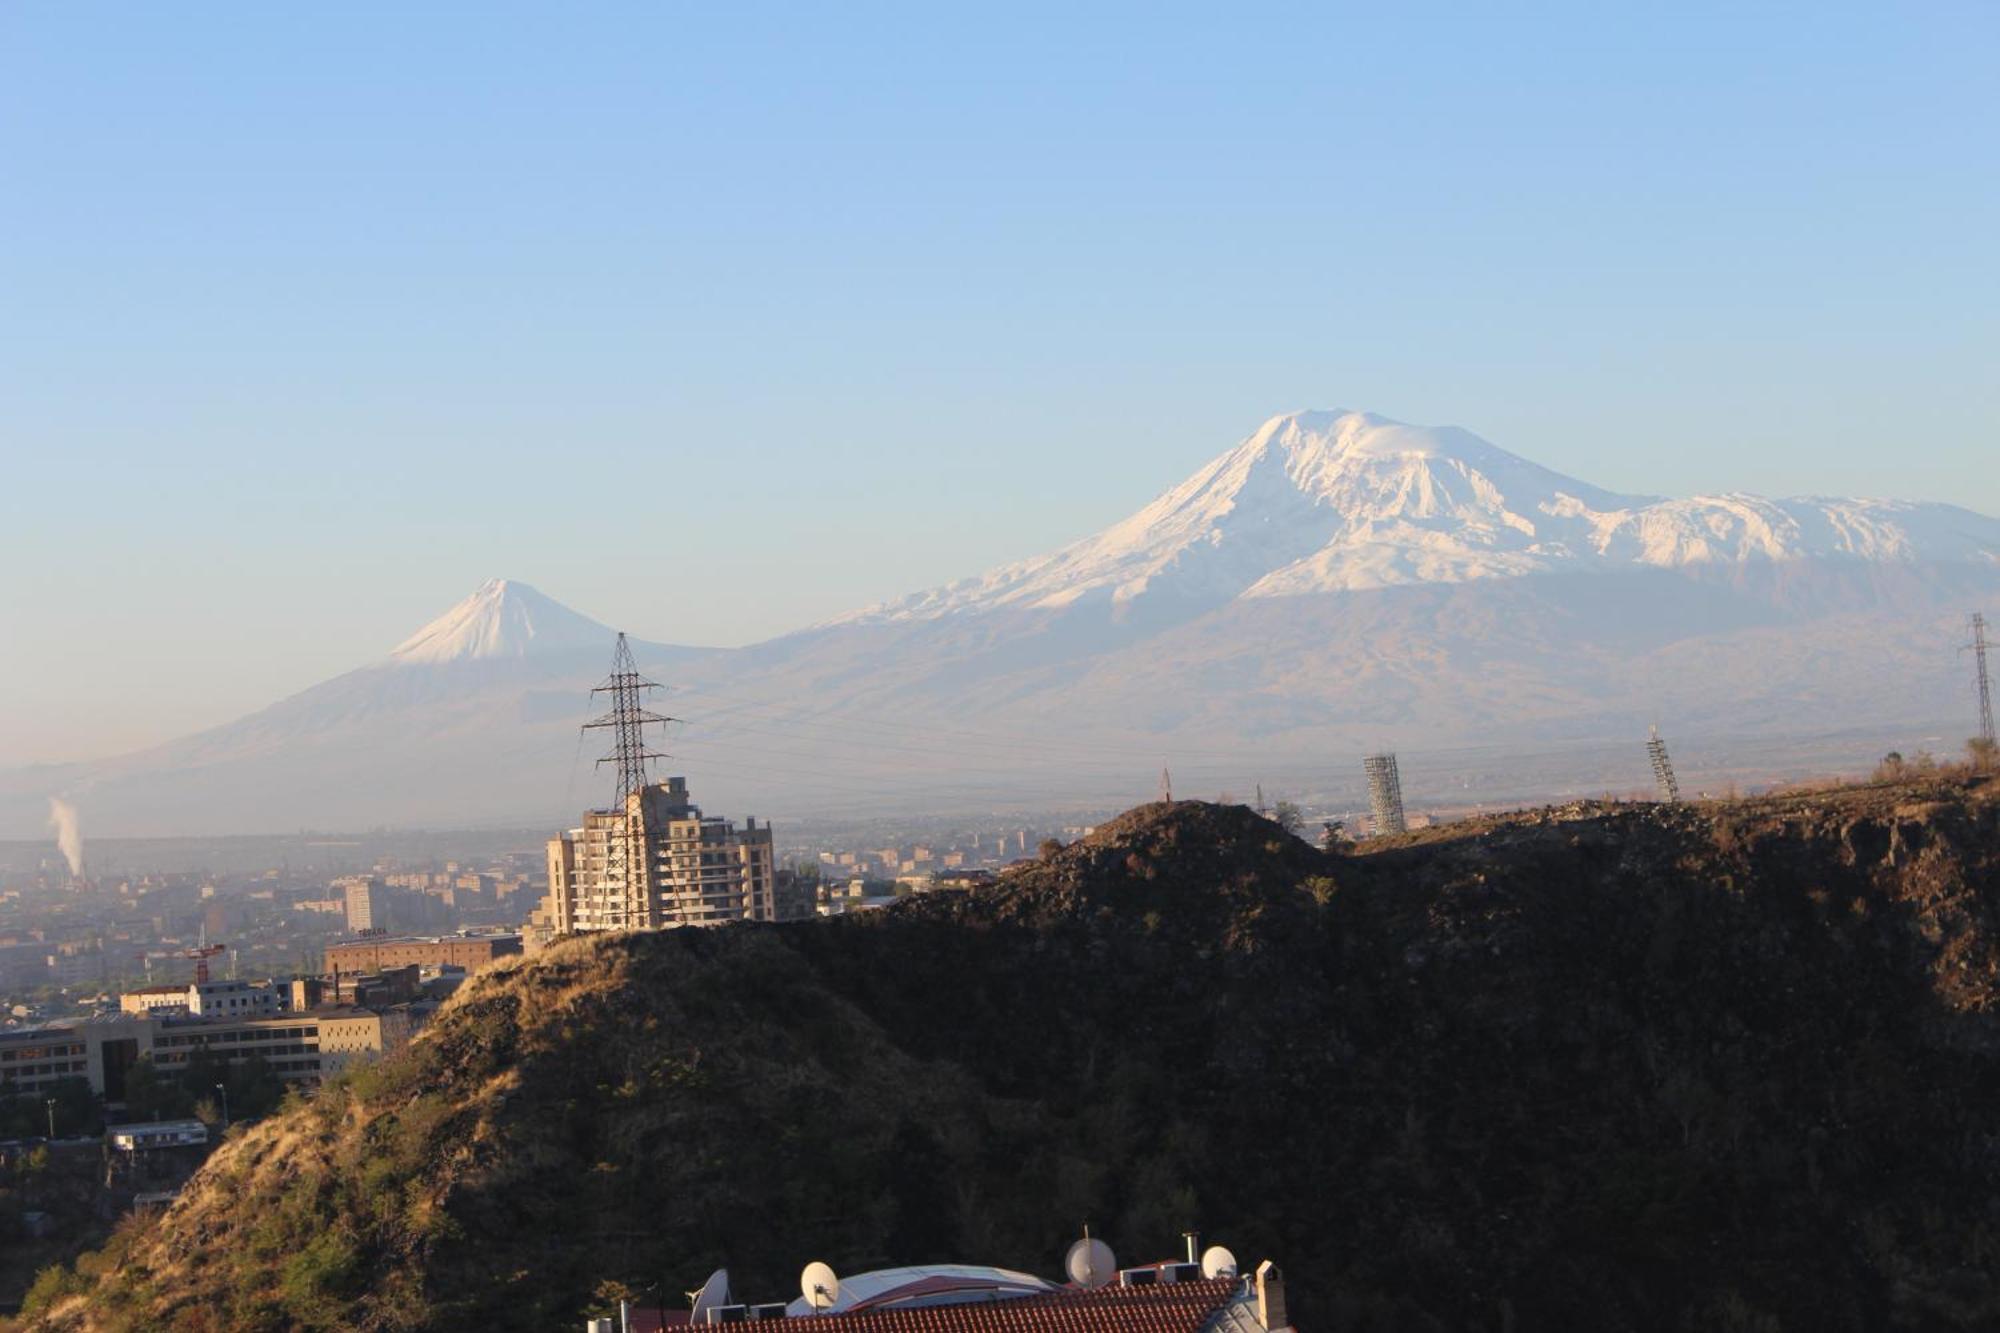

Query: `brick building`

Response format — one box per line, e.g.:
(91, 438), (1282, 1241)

(323, 933), (521, 975)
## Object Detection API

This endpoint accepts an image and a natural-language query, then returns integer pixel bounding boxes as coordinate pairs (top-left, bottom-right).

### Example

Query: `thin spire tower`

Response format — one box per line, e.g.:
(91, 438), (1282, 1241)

(1970, 612), (1996, 747)
(1158, 765), (1173, 805)
(1647, 725), (1681, 804)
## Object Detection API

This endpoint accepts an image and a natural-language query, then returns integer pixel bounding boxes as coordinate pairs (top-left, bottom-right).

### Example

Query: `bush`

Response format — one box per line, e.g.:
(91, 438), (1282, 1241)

(20, 1261), (88, 1317)
(279, 1228), (364, 1323)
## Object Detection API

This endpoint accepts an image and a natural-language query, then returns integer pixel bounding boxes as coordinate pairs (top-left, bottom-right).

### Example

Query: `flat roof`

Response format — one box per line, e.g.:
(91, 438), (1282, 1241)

(106, 1119), (207, 1136)
(1, 1025), (78, 1042)
(326, 933), (520, 946)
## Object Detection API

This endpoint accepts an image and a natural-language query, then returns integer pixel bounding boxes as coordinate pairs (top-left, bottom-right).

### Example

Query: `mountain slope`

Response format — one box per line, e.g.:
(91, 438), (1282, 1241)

(837, 410), (2000, 622)
(0, 583), (714, 836)
(27, 777), (2000, 1331)
(5, 412), (1998, 837)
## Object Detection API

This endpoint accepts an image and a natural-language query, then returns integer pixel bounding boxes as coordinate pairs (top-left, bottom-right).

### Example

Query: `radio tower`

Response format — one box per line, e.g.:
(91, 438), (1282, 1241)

(1363, 753), (1406, 836)
(1647, 725), (1681, 804)
(1970, 613), (1996, 747)
(1158, 764), (1173, 805)
(582, 634), (678, 929)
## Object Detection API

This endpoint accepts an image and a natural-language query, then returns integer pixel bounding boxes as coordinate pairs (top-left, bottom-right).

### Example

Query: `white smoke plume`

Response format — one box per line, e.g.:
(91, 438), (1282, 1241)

(46, 797), (84, 878)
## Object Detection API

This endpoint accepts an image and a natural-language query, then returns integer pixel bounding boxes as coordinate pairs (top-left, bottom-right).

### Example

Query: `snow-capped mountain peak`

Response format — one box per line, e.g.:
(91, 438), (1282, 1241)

(388, 579), (618, 664)
(835, 409), (2000, 623)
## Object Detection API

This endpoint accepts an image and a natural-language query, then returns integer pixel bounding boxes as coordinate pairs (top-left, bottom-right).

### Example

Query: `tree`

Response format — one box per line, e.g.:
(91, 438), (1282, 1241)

(121, 1056), (190, 1122)
(1272, 800), (1305, 835)
(0, 1076), (96, 1139)
(1970, 736), (1998, 772)
(224, 1053), (286, 1121)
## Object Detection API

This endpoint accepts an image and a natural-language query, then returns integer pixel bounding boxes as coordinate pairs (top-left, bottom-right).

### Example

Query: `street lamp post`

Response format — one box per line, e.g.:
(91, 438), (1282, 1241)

(214, 1083), (230, 1131)
(45, 1098), (56, 1141)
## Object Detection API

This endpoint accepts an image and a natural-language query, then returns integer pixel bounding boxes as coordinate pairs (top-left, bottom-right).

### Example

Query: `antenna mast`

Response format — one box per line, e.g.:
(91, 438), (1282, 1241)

(1970, 612), (1996, 746)
(1158, 765), (1173, 805)
(1647, 725), (1681, 803)
(582, 633), (679, 930)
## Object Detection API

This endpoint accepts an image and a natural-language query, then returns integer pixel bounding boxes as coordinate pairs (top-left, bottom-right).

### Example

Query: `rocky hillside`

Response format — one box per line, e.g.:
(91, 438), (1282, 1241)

(22, 777), (2000, 1332)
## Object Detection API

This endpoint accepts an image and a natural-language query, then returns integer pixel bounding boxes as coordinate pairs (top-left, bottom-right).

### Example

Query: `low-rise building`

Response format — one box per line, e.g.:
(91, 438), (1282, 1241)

(324, 933), (520, 974)
(315, 1009), (392, 1078)
(149, 1014), (325, 1082)
(187, 979), (285, 1018)
(106, 1119), (208, 1152)
(0, 1026), (91, 1097)
(119, 984), (192, 1017)
(2, 1004), (416, 1102)
(583, 1242), (1294, 1333)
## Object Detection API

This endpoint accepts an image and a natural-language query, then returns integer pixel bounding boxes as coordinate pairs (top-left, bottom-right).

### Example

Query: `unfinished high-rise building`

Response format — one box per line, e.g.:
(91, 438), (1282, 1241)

(1647, 726), (1681, 803)
(542, 776), (776, 934)
(533, 635), (776, 941)
(1363, 752), (1406, 836)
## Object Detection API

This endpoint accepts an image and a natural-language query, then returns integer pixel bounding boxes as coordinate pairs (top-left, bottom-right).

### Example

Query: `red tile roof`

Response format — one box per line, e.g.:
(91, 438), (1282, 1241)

(782, 1277), (1243, 1333)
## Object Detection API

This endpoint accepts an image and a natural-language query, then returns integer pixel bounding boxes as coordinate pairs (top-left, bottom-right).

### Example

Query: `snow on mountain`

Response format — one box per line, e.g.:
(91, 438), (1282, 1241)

(388, 578), (619, 664)
(6, 416), (1998, 838)
(839, 410), (2000, 622)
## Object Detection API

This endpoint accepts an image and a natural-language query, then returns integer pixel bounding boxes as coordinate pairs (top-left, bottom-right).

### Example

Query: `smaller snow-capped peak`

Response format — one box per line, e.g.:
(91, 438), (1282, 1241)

(388, 579), (618, 664)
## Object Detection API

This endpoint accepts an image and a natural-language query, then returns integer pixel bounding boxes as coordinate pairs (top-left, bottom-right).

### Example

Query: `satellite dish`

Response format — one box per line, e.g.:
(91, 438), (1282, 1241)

(1066, 1237), (1116, 1288)
(800, 1261), (841, 1313)
(690, 1268), (731, 1324)
(1200, 1246), (1238, 1280)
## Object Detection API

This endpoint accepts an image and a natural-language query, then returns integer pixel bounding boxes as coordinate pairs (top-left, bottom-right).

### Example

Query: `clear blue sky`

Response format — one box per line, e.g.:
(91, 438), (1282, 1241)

(2, 2), (1995, 762)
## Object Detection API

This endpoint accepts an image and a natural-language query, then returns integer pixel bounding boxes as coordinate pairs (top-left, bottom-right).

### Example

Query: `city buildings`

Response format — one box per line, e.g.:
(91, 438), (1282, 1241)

(1, 1003), (410, 1103)
(536, 777), (777, 939)
(323, 932), (521, 974)
(187, 978), (284, 1018)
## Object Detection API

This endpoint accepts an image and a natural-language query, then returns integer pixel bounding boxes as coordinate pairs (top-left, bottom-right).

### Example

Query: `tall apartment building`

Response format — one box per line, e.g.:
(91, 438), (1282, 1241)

(540, 776), (775, 936)
(337, 876), (384, 932)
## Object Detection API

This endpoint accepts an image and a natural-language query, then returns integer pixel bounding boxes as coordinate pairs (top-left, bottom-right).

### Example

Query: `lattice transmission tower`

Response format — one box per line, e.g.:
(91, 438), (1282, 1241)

(1970, 612), (1996, 747)
(582, 633), (679, 929)
(1363, 752), (1406, 836)
(1647, 725), (1680, 804)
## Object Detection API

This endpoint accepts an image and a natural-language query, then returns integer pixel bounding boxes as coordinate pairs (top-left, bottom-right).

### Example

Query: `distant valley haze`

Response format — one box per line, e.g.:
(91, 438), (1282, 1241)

(4, 409), (1995, 839)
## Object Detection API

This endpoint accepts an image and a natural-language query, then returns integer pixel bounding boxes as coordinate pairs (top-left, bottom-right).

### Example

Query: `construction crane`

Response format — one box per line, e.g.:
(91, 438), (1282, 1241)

(182, 944), (226, 985)
(142, 942), (227, 985)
